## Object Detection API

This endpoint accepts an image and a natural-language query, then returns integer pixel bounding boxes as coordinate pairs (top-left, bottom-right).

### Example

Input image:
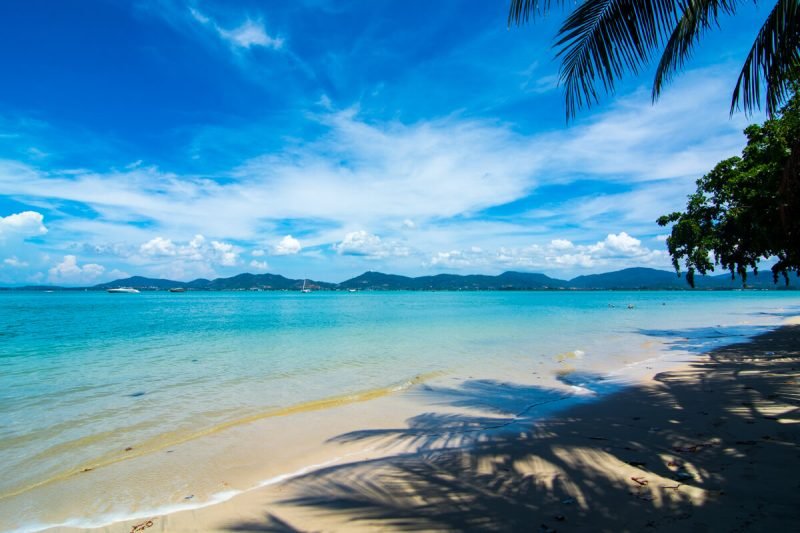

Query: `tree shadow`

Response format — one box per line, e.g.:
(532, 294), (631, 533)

(225, 512), (305, 532)
(636, 324), (775, 354)
(752, 307), (800, 319)
(224, 326), (800, 531)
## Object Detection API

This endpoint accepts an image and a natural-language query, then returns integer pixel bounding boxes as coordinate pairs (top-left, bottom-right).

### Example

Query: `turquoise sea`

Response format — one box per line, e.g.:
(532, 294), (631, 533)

(1, 290), (798, 531)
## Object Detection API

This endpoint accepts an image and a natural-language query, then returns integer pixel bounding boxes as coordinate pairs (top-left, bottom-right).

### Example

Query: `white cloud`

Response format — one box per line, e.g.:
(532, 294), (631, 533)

(429, 249), (489, 268)
(250, 259), (269, 270)
(272, 235), (301, 255)
(318, 94), (333, 110)
(138, 234), (238, 267)
(427, 231), (668, 274)
(0, 71), (737, 258)
(183, 234), (207, 260)
(333, 230), (409, 259)
(188, 7), (210, 24)
(221, 20), (283, 49)
(211, 240), (238, 266)
(107, 268), (130, 280)
(189, 8), (283, 50)
(77, 242), (134, 258)
(48, 255), (105, 284)
(550, 239), (574, 251)
(0, 211), (47, 240)
(0, 67), (749, 280)
(252, 249), (265, 257)
(3, 256), (28, 268)
(139, 236), (177, 257)
(594, 232), (642, 255)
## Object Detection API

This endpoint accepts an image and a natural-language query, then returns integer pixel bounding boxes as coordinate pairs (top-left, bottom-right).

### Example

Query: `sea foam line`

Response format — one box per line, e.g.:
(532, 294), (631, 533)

(0, 372), (440, 505)
(16, 443), (381, 533)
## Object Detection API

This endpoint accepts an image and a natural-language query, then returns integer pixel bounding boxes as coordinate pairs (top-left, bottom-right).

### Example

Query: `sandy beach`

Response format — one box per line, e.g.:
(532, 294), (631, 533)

(44, 318), (800, 533)
(5, 0), (799, 530)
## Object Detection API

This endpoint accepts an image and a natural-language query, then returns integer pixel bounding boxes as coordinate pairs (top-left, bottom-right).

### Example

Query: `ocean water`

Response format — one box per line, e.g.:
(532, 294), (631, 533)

(0, 290), (797, 530)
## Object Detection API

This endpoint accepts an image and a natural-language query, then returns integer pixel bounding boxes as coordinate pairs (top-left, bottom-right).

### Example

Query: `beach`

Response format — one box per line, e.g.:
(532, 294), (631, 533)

(3, 1), (797, 531)
(61, 319), (800, 532)
(1, 292), (798, 532)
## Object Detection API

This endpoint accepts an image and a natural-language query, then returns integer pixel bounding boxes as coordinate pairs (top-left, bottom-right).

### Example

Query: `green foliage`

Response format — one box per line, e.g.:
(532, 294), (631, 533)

(657, 90), (800, 286)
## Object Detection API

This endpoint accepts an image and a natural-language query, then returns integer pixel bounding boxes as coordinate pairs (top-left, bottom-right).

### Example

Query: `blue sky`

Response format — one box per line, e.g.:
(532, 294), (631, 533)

(0, 0), (770, 285)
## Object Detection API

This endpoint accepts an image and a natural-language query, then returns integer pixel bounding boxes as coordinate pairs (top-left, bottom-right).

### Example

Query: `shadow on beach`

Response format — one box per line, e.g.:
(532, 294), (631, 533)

(226, 325), (800, 532)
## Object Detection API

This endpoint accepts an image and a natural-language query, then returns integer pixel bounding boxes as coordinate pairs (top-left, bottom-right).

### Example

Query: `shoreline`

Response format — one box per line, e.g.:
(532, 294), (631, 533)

(35, 316), (800, 532)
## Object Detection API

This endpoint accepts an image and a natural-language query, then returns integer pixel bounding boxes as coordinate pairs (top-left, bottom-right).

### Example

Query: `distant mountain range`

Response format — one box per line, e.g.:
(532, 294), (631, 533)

(6, 267), (796, 291)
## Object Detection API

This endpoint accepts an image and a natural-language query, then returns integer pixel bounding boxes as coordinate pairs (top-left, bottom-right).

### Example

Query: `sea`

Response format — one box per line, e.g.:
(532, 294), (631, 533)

(0, 289), (797, 531)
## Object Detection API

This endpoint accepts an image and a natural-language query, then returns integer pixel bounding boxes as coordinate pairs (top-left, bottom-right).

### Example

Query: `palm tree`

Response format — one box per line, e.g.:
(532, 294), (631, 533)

(509, 1), (800, 284)
(508, 0), (799, 120)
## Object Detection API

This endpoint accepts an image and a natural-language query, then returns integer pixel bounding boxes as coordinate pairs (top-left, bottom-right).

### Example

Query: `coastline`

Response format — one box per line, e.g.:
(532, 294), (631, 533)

(38, 316), (800, 532)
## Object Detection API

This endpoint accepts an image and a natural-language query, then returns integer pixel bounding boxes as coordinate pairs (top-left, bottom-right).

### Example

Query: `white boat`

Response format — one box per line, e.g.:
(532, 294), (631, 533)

(301, 280), (312, 293)
(107, 287), (140, 294)
(169, 287), (186, 293)
(348, 288), (357, 292)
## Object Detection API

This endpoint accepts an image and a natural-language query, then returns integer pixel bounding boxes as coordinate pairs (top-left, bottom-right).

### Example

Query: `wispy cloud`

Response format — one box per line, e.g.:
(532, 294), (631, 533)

(0, 66), (752, 281)
(189, 7), (283, 50)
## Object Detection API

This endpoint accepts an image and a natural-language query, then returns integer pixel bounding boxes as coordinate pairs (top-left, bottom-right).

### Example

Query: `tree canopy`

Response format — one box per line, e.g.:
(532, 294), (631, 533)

(509, 0), (800, 120)
(656, 87), (800, 286)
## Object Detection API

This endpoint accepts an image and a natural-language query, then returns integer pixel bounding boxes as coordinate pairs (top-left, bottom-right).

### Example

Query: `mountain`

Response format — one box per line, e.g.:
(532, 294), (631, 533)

(338, 271), (567, 290)
(708, 270), (796, 289)
(16, 267), (793, 292)
(338, 268), (795, 291)
(202, 273), (335, 290)
(91, 273), (335, 291)
(568, 268), (686, 289)
(338, 271), (417, 290)
(568, 267), (795, 289)
(93, 276), (186, 290)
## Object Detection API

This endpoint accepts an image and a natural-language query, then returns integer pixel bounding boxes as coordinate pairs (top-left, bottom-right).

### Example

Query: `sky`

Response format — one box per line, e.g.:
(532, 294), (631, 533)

(0, 0), (771, 285)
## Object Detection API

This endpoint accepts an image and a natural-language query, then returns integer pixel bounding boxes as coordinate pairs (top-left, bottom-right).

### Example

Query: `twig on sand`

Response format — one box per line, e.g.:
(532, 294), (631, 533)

(130, 520), (154, 533)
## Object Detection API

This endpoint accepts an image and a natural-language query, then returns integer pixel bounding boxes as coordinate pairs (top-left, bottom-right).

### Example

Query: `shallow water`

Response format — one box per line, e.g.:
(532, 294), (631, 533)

(0, 290), (797, 530)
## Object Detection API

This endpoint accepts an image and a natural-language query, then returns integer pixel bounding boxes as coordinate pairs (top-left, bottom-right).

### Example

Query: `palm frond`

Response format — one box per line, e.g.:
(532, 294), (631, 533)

(555, 0), (680, 119)
(652, 0), (739, 102)
(732, 0), (800, 116)
(508, 0), (563, 25)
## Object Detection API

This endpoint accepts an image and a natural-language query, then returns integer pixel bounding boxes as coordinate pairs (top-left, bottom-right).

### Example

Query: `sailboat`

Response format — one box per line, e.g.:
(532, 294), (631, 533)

(301, 279), (312, 293)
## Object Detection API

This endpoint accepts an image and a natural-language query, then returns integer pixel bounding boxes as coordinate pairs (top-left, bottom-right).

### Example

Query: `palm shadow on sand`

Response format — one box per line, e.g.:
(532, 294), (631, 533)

(225, 325), (800, 532)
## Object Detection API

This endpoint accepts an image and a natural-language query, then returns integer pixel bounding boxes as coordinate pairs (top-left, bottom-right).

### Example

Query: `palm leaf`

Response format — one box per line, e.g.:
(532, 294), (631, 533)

(554, 0), (680, 118)
(732, 0), (800, 116)
(652, 0), (739, 102)
(508, 0), (564, 24)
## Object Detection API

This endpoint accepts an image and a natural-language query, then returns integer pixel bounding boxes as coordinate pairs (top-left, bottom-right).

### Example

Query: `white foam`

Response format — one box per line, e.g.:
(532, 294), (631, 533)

(19, 444), (379, 533)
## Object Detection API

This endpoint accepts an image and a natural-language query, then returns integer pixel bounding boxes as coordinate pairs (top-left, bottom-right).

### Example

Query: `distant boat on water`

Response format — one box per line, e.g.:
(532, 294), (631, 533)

(301, 280), (312, 293)
(169, 287), (186, 293)
(107, 287), (140, 294)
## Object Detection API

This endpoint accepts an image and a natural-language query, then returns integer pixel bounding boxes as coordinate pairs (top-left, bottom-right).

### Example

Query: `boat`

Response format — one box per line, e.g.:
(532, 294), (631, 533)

(169, 287), (186, 293)
(348, 288), (357, 293)
(301, 280), (312, 293)
(107, 287), (140, 294)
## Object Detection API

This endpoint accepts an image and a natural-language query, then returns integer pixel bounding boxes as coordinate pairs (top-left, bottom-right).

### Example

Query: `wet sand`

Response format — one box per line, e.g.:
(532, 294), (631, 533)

(49, 319), (800, 532)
